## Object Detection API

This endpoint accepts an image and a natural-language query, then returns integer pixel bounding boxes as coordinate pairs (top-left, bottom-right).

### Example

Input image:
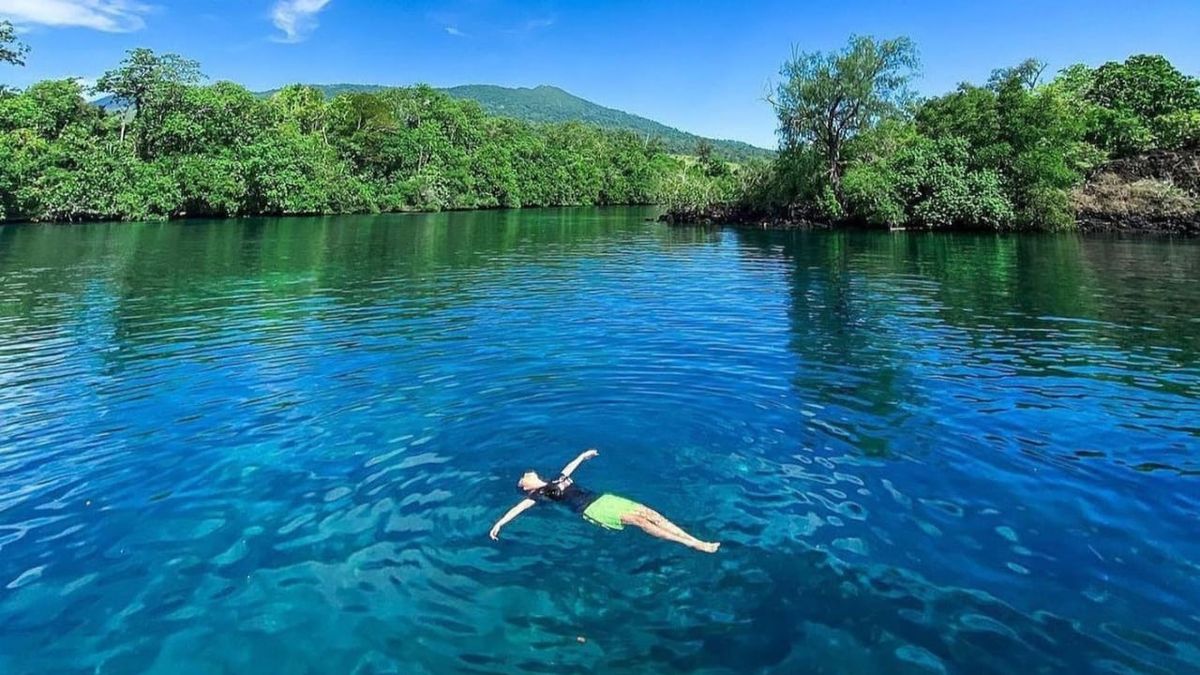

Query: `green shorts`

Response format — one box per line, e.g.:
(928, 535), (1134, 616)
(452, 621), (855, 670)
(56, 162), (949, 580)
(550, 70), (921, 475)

(583, 494), (642, 530)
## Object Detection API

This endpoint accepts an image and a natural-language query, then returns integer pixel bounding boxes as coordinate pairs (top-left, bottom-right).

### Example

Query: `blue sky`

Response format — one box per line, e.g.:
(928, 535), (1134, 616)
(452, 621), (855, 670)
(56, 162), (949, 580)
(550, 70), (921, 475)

(2, 0), (1199, 148)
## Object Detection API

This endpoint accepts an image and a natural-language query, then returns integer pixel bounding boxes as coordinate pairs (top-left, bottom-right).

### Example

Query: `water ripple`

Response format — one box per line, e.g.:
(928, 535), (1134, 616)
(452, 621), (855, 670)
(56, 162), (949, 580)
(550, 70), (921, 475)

(0, 212), (1197, 674)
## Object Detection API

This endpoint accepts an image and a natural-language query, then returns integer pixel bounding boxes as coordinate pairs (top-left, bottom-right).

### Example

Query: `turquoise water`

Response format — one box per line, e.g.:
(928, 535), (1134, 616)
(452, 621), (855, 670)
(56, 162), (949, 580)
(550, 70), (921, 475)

(1, 208), (1198, 674)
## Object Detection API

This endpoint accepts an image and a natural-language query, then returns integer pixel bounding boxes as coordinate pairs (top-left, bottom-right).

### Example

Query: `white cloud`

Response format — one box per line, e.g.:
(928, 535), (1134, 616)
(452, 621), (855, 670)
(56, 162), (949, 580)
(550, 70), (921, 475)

(0, 0), (149, 32)
(444, 25), (465, 37)
(271, 0), (332, 43)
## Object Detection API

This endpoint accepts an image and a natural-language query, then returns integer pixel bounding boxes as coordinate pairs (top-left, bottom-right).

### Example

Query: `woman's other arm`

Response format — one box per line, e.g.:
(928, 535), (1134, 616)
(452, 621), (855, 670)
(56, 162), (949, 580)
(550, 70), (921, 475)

(489, 499), (537, 540)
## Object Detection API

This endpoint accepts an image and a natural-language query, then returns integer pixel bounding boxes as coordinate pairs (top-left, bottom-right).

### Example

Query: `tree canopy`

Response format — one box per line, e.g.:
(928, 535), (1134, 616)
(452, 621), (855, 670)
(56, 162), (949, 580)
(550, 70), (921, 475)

(772, 35), (919, 198)
(725, 37), (1200, 231)
(1, 49), (688, 222)
(255, 83), (774, 162)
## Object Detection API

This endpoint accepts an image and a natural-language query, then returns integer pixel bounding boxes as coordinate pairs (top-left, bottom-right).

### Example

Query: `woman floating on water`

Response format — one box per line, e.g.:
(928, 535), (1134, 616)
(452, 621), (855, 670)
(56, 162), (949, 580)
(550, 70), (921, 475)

(489, 449), (721, 553)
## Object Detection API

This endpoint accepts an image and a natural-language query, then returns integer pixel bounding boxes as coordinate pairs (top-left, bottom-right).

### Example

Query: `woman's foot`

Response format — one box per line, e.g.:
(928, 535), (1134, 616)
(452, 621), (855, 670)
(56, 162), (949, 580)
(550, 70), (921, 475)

(695, 541), (721, 553)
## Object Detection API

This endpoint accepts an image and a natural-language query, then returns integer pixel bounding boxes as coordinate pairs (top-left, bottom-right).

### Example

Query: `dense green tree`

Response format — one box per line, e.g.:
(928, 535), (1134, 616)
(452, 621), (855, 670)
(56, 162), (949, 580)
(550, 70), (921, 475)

(901, 58), (1090, 228)
(33, 133), (179, 222)
(0, 79), (108, 220)
(914, 85), (1004, 167)
(1090, 55), (1200, 123)
(13, 38), (1191, 231)
(708, 38), (1198, 231)
(1, 49), (682, 223)
(142, 81), (273, 159)
(1053, 54), (1200, 155)
(272, 84), (328, 136)
(94, 49), (204, 157)
(1155, 110), (1200, 150)
(240, 130), (369, 215)
(992, 63), (1090, 228)
(0, 79), (97, 139)
(771, 35), (919, 200)
(843, 125), (1014, 229)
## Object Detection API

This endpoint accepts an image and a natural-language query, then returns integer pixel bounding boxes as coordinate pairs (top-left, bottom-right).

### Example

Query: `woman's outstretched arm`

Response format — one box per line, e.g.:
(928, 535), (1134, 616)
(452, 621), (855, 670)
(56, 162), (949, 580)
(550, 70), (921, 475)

(558, 449), (599, 478)
(489, 499), (536, 540)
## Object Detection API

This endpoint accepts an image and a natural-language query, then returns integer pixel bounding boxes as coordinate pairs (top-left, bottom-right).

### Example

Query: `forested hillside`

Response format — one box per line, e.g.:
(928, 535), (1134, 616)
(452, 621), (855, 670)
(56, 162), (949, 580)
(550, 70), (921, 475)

(256, 83), (773, 162)
(443, 85), (772, 162)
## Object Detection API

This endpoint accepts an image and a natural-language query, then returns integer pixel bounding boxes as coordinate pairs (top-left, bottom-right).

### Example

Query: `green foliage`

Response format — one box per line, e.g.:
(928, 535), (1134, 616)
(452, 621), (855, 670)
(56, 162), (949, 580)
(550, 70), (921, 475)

(256, 83), (774, 162)
(272, 85), (328, 135)
(1020, 185), (1076, 232)
(1088, 106), (1156, 156)
(0, 20), (28, 67)
(772, 35), (920, 199)
(695, 139), (731, 178)
(658, 156), (742, 216)
(33, 134), (180, 222)
(166, 153), (247, 217)
(756, 36), (1065, 229)
(720, 39), (1200, 232)
(843, 126), (1014, 228)
(908, 75), (1083, 229)
(240, 131), (369, 215)
(1155, 110), (1200, 150)
(0, 49), (678, 223)
(1066, 54), (1200, 156)
(747, 147), (825, 211)
(840, 157), (906, 227)
(1090, 55), (1200, 122)
(2, 79), (98, 139)
(95, 49), (204, 160)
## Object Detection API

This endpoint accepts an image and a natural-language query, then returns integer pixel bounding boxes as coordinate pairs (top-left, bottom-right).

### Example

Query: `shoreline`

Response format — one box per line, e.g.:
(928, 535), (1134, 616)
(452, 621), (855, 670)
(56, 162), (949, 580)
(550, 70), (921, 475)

(661, 149), (1200, 237)
(659, 210), (1200, 236)
(4, 203), (1197, 236)
(0, 204), (664, 228)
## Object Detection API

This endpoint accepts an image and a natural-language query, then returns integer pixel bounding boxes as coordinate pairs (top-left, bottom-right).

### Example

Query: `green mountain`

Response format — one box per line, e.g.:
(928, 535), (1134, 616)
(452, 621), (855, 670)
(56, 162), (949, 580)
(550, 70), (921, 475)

(444, 85), (772, 162)
(258, 83), (774, 162)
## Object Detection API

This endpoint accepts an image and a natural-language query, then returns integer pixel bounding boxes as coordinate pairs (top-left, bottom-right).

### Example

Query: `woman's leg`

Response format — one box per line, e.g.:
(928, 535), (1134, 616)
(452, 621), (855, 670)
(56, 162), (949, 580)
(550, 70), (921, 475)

(638, 508), (698, 541)
(621, 508), (720, 553)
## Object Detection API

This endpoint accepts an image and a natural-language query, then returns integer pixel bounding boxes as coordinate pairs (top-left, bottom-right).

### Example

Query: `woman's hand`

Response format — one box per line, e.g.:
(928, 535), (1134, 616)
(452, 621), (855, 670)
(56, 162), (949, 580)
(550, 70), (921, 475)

(489, 499), (535, 542)
(559, 451), (599, 479)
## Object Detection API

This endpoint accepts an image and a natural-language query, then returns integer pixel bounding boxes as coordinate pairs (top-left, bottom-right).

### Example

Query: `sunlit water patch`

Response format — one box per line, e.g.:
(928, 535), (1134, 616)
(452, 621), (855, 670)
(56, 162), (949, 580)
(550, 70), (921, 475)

(0, 209), (1198, 673)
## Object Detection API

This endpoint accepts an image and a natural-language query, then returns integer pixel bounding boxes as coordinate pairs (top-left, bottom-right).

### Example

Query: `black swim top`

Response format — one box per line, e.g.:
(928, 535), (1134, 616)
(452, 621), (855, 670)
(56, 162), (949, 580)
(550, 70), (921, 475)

(530, 476), (598, 514)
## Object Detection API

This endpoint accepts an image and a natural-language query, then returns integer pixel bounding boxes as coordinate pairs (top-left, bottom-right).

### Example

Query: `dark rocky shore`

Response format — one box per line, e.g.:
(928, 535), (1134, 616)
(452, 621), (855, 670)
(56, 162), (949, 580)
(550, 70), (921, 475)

(1075, 213), (1200, 235)
(1073, 150), (1200, 235)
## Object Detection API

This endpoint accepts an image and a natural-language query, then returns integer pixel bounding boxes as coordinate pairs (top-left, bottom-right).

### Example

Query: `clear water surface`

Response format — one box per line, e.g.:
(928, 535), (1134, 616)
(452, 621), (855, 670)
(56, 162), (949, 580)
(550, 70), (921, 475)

(0, 208), (1198, 674)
